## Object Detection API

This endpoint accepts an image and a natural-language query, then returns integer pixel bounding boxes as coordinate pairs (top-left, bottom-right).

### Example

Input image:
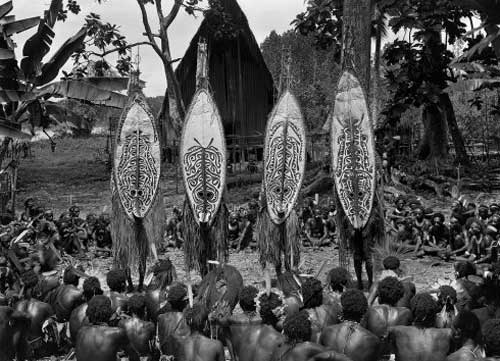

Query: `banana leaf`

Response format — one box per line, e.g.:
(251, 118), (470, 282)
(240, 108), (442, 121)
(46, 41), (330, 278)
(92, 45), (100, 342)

(36, 26), (87, 86)
(3, 16), (39, 35)
(36, 80), (128, 108)
(21, 0), (63, 79)
(0, 1), (13, 20)
(83, 77), (131, 92)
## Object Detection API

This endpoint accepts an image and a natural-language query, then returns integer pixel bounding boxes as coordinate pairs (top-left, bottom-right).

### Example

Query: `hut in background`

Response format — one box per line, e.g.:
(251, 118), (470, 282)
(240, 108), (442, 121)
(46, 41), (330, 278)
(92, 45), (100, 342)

(174, 0), (275, 166)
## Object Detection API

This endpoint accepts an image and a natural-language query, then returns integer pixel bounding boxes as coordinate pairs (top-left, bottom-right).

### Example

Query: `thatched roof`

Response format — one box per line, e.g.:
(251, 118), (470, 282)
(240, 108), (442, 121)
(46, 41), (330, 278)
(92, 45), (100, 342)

(175, 0), (275, 146)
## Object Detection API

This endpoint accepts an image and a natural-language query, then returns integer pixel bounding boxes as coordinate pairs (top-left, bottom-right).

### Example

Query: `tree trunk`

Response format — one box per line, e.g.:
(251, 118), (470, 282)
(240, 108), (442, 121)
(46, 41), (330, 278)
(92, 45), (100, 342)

(372, 5), (383, 126)
(439, 93), (470, 166)
(341, 0), (372, 91)
(418, 102), (448, 160)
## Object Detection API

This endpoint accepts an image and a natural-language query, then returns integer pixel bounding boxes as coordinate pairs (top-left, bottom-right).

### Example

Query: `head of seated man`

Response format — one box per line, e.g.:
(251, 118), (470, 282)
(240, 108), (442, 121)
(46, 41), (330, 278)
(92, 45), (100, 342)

(341, 289), (368, 323)
(410, 293), (438, 328)
(378, 277), (404, 307)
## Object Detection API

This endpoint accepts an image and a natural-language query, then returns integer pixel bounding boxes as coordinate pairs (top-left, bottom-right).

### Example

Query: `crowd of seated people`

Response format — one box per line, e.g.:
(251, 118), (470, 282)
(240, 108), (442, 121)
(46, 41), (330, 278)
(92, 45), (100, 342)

(1, 253), (499, 361)
(390, 195), (500, 265)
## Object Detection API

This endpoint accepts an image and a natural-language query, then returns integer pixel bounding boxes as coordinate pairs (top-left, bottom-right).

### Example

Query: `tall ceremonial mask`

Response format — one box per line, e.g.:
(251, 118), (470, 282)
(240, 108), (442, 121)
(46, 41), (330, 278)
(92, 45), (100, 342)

(264, 90), (306, 225)
(111, 68), (164, 290)
(256, 53), (305, 274)
(331, 71), (375, 230)
(114, 95), (161, 220)
(181, 39), (228, 276)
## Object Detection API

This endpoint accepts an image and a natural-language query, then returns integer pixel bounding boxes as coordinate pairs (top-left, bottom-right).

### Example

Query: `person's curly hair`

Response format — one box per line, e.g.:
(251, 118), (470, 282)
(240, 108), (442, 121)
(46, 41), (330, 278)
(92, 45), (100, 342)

(167, 283), (188, 312)
(437, 285), (457, 308)
(258, 292), (283, 327)
(454, 261), (476, 279)
(239, 286), (258, 312)
(283, 310), (312, 343)
(301, 277), (323, 309)
(63, 266), (80, 286)
(184, 303), (208, 334)
(83, 277), (103, 301)
(453, 310), (480, 341)
(383, 256), (400, 271)
(378, 277), (404, 306)
(106, 269), (127, 292)
(483, 319), (500, 356)
(86, 295), (113, 324)
(341, 289), (368, 322)
(127, 294), (146, 317)
(410, 293), (438, 328)
(328, 267), (351, 293)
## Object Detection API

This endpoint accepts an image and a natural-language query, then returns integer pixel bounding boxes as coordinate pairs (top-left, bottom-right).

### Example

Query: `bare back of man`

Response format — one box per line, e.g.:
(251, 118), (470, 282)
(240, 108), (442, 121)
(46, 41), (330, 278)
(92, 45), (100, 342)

(365, 305), (412, 338)
(157, 311), (190, 356)
(446, 345), (485, 361)
(307, 304), (341, 343)
(181, 333), (224, 361)
(75, 325), (128, 361)
(388, 326), (452, 361)
(227, 324), (285, 361)
(14, 299), (55, 355)
(271, 341), (353, 361)
(320, 321), (380, 361)
(69, 303), (88, 342)
(118, 317), (157, 360)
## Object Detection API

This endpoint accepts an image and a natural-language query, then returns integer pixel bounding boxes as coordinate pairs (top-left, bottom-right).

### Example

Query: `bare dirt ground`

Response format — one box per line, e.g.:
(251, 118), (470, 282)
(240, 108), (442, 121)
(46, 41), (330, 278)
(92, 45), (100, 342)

(18, 137), (498, 290)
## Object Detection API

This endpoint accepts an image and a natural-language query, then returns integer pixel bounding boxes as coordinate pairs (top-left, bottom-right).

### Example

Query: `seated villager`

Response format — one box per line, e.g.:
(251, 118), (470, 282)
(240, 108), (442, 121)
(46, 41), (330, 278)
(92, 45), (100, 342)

(390, 197), (409, 229)
(157, 283), (190, 357)
(75, 295), (133, 361)
(324, 267), (351, 306)
(410, 207), (432, 256)
(388, 293), (452, 361)
(465, 220), (491, 263)
(446, 310), (483, 361)
(454, 261), (483, 311)
(166, 207), (183, 248)
(45, 266), (85, 323)
(145, 259), (178, 321)
(228, 212), (242, 249)
(271, 311), (351, 361)
(106, 269), (128, 317)
(229, 285), (261, 324)
(429, 213), (450, 250)
(301, 277), (340, 342)
(481, 319), (500, 361)
(448, 217), (469, 257)
(0, 304), (31, 361)
(175, 303), (225, 361)
(435, 285), (458, 329)
(365, 276), (412, 352)
(305, 209), (329, 247)
(478, 205), (490, 224)
(472, 262), (500, 327)
(118, 294), (158, 361)
(320, 289), (380, 361)
(70, 276), (103, 342)
(368, 256), (415, 309)
(217, 289), (286, 361)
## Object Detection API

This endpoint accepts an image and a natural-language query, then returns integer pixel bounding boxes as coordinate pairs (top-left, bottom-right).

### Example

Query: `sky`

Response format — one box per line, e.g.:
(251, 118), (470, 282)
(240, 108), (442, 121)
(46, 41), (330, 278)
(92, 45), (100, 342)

(13, 0), (306, 96)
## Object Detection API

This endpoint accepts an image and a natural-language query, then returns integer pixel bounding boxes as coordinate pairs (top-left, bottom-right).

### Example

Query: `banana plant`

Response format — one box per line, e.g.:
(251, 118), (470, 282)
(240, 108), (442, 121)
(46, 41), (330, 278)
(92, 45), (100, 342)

(0, 0), (128, 139)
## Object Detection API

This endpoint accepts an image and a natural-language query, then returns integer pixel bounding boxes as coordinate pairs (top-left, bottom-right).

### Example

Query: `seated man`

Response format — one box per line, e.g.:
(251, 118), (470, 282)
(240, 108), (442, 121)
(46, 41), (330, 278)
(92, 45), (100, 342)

(234, 285), (261, 324)
(324, 267), (351, 306)
(388, 293), (452, 361)
(301, 277), (340, 342)
(305, 209), (329, 247)
(0, 305), (31, 361)
(177, 303), (225, 361)
(106, 269), (129, 316)
(446, 310), (483, 361)
(271, 311), (351, 361)
(365, 276), (412, 353)
(481, 319), (500, 360)
(45, 266), (85, 323)
(145, 259), (178, 321)
(70, 277), (103, 342)
(435, 285), (458, 329)
(157, 283), (190, 357)
(217, 289), (287, 361)
(118, 294), (158, 361)
(75, 295), (133, 361)
(320, 289), (380, 361)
